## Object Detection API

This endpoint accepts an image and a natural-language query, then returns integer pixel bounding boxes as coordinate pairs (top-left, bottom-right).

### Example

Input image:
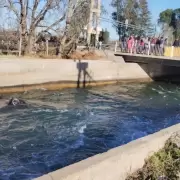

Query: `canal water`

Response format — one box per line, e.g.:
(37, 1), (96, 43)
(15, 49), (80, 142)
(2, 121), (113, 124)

(0, 82), (180, 180)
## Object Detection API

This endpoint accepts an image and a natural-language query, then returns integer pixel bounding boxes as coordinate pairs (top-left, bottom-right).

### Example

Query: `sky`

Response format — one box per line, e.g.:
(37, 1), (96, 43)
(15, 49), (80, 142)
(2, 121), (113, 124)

(0, 0), (179, 39)
(102, 0), (180, 40)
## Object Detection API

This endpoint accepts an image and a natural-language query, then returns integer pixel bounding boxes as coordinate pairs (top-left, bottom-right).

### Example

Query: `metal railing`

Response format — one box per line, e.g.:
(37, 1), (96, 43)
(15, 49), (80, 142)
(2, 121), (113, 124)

(0, 40), (20, 55)
(115, 41), (180, 58)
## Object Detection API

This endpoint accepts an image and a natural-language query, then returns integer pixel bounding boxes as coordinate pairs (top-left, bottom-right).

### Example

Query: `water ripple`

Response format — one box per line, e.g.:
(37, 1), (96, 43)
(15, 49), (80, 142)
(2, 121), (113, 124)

(0, 82), (180, 179)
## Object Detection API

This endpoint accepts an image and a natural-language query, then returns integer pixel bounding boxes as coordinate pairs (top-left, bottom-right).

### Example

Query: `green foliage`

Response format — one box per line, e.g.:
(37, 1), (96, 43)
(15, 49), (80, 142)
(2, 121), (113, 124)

(100, 29), (109, 44)
(158, 9), (173, 25)
(172, 9), (180, 38)
(111, 0), (152, 37)
(159, 8), (180, 38)
(126, 136), (180, 180)
(101, 5), (107, 16)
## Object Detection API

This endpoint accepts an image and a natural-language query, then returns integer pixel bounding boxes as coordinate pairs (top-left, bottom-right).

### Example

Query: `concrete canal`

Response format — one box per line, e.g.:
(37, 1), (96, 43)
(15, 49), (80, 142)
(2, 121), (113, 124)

(0, 82), (180, 179)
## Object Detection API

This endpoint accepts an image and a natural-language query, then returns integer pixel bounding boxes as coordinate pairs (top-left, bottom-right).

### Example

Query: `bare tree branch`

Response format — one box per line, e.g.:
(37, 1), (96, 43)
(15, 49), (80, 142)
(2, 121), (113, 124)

(42, 14), (65, 33)
(5, 0), (20, 20)
(58, 0), (91, 56)
(2, 0), (85, 55)
(32, 0), (53, 27)
(31, 0), (40, 21)
(0, 0), (6, 7)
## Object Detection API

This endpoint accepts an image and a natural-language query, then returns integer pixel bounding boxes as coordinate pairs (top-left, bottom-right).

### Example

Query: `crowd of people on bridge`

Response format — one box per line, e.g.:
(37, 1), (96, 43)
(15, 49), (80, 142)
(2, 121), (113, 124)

(120, 35), (180, 56)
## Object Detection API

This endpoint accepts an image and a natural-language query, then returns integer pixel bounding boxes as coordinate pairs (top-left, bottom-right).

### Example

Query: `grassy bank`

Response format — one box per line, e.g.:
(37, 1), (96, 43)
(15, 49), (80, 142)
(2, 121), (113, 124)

(126, 132), (180, 180)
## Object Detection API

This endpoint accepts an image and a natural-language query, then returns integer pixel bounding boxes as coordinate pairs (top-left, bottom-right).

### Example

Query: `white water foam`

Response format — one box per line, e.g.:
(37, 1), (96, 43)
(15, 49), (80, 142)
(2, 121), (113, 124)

(78, 125), (87, 134)
(58, 109), (68, 113)
(152, 88), (164, 94)
(76, 112), (81, 116)
(32, 109), (53, 113)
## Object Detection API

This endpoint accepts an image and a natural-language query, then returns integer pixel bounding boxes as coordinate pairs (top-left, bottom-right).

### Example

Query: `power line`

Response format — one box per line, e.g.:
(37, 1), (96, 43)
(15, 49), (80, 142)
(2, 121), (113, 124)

(100, 17), (153, 32)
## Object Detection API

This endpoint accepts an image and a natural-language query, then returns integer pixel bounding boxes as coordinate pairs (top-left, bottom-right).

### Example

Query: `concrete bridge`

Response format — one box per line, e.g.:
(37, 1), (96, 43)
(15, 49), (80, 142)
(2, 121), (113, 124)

(115, 53), (180, 83)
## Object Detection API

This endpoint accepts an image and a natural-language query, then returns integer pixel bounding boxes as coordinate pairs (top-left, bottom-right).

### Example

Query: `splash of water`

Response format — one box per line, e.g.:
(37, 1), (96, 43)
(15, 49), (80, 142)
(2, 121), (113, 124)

(78, 125), (87, 134)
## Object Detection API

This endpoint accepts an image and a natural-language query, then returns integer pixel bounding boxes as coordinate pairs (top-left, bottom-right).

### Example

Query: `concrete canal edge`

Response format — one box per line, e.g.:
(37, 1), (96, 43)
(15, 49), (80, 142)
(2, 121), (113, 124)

(0, 57), (179, 179)
(0, 58), (151, 93)
(34, 123), (180, 180)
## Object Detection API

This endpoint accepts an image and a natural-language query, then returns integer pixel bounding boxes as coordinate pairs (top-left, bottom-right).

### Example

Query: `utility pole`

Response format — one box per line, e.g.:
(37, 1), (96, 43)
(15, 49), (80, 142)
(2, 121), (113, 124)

(117, 0), (120, 40)
(95, 0), (101, 44)
(87, 0), (101, 45)
(19, 26), (22, 56)
(154, 24), (157, 36)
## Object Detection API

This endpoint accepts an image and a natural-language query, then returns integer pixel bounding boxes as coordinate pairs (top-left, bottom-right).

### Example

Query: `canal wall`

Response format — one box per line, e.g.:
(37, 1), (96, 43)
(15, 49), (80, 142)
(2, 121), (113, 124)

(116, 53), (180, 83)
(35, 123), (180, 180)
(0, 57), (150, 93)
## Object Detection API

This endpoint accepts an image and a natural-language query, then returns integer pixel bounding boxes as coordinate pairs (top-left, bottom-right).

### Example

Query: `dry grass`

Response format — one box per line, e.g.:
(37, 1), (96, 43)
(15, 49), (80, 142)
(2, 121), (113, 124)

(126, 135), (180, 180)
(0, 50), (103, 60)
(65, 50), (102, 60)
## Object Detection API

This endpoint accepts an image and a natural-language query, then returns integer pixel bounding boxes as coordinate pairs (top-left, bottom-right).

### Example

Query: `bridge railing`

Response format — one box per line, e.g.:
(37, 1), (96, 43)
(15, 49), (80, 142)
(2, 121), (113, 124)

(0, 40), (20, 56)
(164, 47), (180, 58)
(115, 41), (180, 58)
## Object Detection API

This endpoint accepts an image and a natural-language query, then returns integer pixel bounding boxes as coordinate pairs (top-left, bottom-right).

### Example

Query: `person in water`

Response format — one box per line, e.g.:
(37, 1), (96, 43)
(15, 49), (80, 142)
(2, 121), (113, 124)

(7, 98), (26, 106)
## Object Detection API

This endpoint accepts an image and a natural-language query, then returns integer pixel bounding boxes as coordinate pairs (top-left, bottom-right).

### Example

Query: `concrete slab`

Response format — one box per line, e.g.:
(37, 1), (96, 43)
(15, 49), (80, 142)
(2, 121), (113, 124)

(115, 53), (180, 82)
(0, 58), (150, 93)
(34, 124), (180, 180)
(115, 53), (180, 67)
(115, 52), (180, 60)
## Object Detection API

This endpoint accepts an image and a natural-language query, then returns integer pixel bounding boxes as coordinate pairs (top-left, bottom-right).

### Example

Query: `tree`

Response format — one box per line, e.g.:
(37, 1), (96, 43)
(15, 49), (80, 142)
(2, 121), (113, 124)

(124, 0), (139, 25)
(158, 9), (173, 25)
(111, 0), (125, 39)
(112, 0), (139, 38)
(99, 29), (109, 44)
(159, 8), (180, 38)
(3, 0), (66, 55)
(58, 0), (91, 57)
(111, 0), (151, 38)
(138, 0), (152, 34)
(0, 0), (6, 7)
(171, 9), (180, 38)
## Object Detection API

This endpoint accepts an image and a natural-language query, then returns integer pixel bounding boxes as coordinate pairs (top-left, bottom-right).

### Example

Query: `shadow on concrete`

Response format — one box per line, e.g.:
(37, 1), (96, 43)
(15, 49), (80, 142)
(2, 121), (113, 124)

(76, 60), (97, 88)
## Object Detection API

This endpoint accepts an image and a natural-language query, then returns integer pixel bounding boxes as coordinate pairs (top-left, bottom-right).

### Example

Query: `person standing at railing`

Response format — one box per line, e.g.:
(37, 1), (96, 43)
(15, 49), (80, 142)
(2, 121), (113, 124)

(150, 37), (156, 55)
(164, 38), (168, 46)
(133, 36), (138, 54)
(159, 37), (165, 56)
(99, 41), (102, 50)
(139, 38), (144, 54)
(121, 35), (127, 52)
(163, 38), (168, 55)
(155, 37), (161, 56)
(135, 36), (141, 54)
(144, 37), (149, 55)
(127, 36), (133, 53)
(173, 38), (180, 47)
(131, 35), (135, 54)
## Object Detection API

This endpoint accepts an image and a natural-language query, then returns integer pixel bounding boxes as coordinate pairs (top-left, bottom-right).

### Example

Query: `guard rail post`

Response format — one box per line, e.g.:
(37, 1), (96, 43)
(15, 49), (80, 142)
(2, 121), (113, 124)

(170, 46), (174, 57)
(114, 41), (117, 53)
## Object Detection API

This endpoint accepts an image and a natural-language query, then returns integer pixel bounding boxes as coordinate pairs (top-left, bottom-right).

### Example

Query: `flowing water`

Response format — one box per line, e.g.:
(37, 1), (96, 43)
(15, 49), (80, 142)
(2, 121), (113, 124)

(0, 82), (180, 180)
